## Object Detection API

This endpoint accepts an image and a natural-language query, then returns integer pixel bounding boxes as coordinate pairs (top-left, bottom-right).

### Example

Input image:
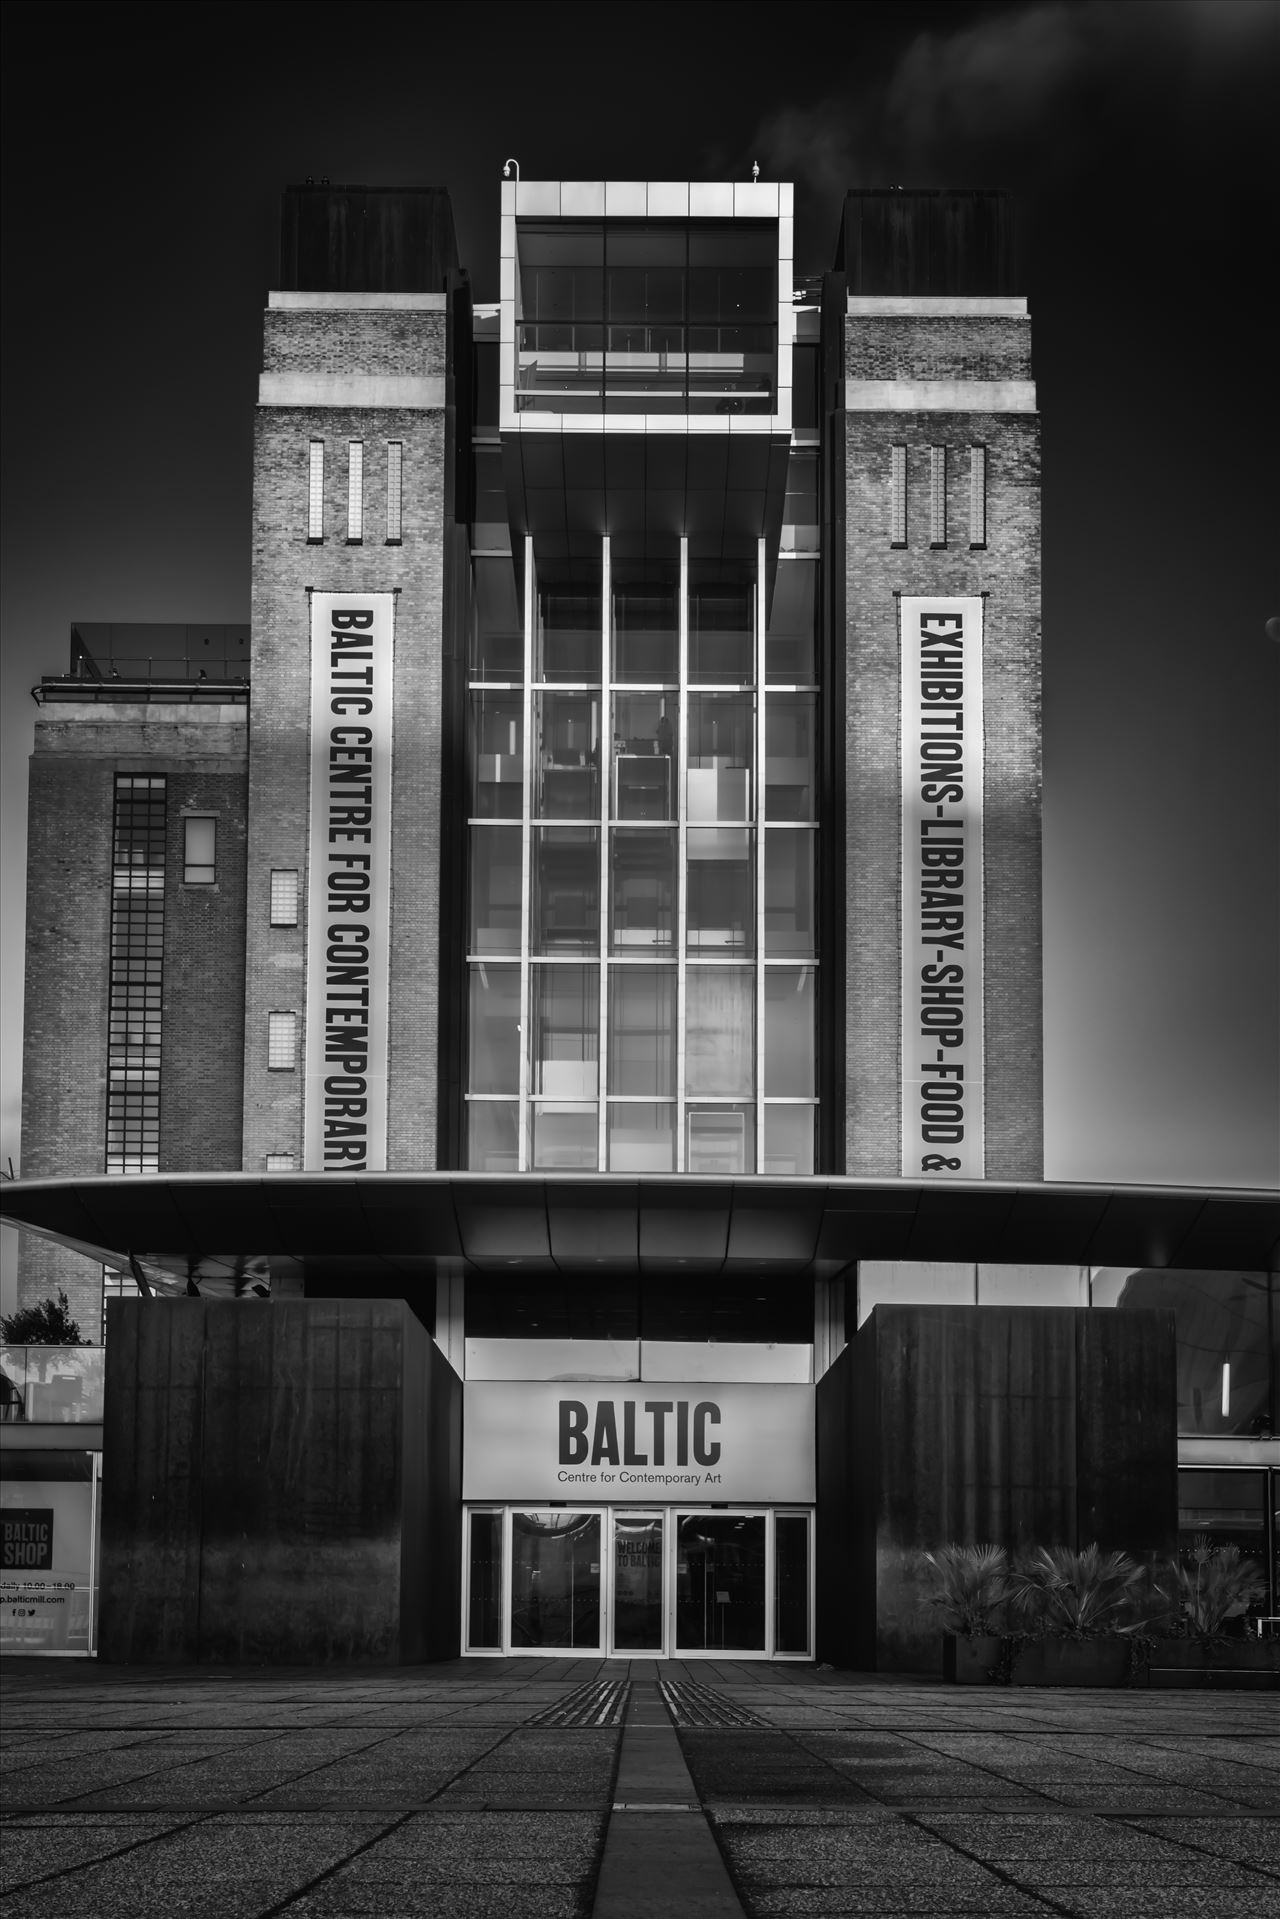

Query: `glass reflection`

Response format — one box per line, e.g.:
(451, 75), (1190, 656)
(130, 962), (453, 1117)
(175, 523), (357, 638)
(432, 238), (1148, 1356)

(610, 829), (675, 951)
(607, 1103), (676, 1173)
(676, 1513), (766, 1651)
(687, 694), (752, 822)
(762, 1105), (815, 1176)
(687, 829), (754, 954)
(534, 694), (600, 819)
(689, 565), (755, 684)
(531, 828), (600, 954)
(766, 560), (816, 684)
(469, 826), (521, 955)
(537, 579), (601, 683)
(613, 1513), (665, 1650)
(612, 692), (675, 821)
(510, 1511), (601, 1649)
(612, 567), (678, 683)
(468, 1511), (503, 1648)
(608, 968), (676, 1095)
(529, 964), (598, 1098)
(530, 1104), (598, 1171)
(470, 693), (523, 817)
(765, 697), (815, 820)
(466, 1102), (519, 1173)
(764, 968), (814, 1095)
(686, 968), (754, 1097)
(471, 555), (523, 679)
(764, 830), (815, 956)
(468, 964), (520, 1094)
(686, 1103), (755, 1174)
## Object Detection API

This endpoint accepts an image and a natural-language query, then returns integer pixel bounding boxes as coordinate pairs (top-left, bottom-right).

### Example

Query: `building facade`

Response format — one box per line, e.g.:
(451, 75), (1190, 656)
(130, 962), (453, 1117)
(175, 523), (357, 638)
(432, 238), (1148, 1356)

(3, 181), (1276, 1667)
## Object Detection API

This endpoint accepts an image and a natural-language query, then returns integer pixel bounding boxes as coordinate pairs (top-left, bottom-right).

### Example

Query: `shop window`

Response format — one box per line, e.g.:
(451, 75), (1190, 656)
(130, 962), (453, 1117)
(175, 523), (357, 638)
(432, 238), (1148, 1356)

(182, 816), (216, 884)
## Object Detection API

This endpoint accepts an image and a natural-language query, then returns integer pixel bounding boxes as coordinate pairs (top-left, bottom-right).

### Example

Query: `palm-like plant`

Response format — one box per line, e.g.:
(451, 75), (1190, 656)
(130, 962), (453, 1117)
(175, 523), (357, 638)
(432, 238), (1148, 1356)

(1165, 1538), (1268, 1640)
(1009, 1543), (1150, 1637)
(922, 1542), (1013, 1637)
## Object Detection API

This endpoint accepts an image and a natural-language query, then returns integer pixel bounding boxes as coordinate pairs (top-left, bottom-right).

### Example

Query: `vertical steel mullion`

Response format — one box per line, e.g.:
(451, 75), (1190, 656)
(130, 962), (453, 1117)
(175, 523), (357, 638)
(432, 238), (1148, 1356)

(676, 537), (689, 1170)
(755, 538), (767, 1172)
(518, 537), (535, 1172)
(598, 535), (611, 1171)
(765, 1509), (776, 1658)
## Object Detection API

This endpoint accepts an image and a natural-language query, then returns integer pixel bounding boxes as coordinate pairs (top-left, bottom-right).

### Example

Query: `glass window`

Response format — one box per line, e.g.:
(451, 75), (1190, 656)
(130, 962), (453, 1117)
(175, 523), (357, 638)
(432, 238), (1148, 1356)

(775, 1513), (811, 1654)
(467, 1510), (504, 1649)
(977, 1266), (1088, 1307)
(182, 816), (216, 884)
(676, 1512), (766, 1651)
(1093, 1269), (1275, 1439)
(469, 964), (521, 1095)
(269, 869), (299, 927)
(612, 565), (678, 683)
(608, 967), (675, 1096)
(517, 224), (605, 413)
(857, 1262), (976, 1328)
(534, 693), (601, 819)
(687, 828), (754, 955)
(537, 578), (601, 683)
(0, 1454), (97, 1655)
(386, 441), (403, 543)
(687, 693), (753, 822)
(766, 560), (816, 684)
(471, 554), (523, 679)
(267, 1010), (297, 1071)
(346, 440), (363, 543)
(764, 830), (816, 956)
(610, 829), (676, 952)
(470, 693), (523, 817)
(530, 827), (600, 954)
(529, 964), (598, 1098)
(613, 1512), (666, 1651)
(467, 1102), (519, 1173)
(510, 1511), (601, 1649)
(530, 1104), (598, 1171)
(472, 445), (507, 543)
(607, 1103), (676, 1173)
(791, 344), (818, 431)
(307, 440), (324, 541)
(686, 967), (754, 1096)
(264, 1152), (295, 1172)
(686, 1103), (755, 1174)
(612, 693), (675, 821)
(969, 444), (987, 549)
(688, 564), (755, 684)
(890, 443), (907, 547)
(764, 968), (815, 1095)
(1177, 1469), (1273, 1628)
(763, 1105), (815, 1176)
(765, 697), (815, 820)
(468, 825), (522, 955)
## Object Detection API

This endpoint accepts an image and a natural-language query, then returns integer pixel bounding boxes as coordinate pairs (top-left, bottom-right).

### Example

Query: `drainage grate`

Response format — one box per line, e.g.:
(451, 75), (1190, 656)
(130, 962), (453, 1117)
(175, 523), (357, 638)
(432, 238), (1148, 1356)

(659, 1679), (768, 1728)
(530, 1678), (630, 1727)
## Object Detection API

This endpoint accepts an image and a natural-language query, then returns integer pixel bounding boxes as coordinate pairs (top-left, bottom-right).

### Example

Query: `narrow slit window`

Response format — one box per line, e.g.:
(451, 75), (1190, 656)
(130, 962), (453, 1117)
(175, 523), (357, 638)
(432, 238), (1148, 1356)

(890, 444), (907, 547)
(183, 816), (216, 884)
(386, 441), (403, 544)
(270, 869), (299, 926)
(969, 444), (987, 548)
(347, 441), (364, 543)
(308, 440), (324, 541)
(265, 1152), (296, 1172)
(929, 445), (947, 547)
(268, 1010), (298, 1071)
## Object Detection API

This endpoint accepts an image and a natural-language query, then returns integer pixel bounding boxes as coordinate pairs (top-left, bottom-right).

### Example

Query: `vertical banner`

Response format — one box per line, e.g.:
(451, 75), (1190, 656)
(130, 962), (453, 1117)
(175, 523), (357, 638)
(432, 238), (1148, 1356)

(304, 593), (394, 1171)
(900, 597), (984, 1177)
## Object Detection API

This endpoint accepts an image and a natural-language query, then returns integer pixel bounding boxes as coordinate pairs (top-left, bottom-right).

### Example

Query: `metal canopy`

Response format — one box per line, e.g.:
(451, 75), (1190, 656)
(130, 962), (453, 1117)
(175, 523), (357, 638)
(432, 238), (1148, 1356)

(2, 1174), (1275, 1296)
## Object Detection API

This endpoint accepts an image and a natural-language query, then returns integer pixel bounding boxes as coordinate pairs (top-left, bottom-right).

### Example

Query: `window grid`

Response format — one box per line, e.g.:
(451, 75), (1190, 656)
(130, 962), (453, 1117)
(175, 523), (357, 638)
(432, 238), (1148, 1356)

(347, 440), (363, 543)
(890, 444), (907, 547)
(265, 1152), (296, 1172)
(464, 537), (819, 1175)
(267, 1010), (298, 1071)
(270, 868), (300, 926)
(106, 775), (166, 1175)
(386, 441), (403, 543)
(182, 815), (216, 884)
(929, 445), (947, 547)
(969, 444), (987, 548)
(307, 440), (324, 541)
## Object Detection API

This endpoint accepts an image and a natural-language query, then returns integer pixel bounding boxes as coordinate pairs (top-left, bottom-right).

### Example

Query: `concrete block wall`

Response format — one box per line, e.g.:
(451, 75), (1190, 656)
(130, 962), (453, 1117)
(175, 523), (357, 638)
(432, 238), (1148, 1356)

(18, 707), (249, 1338)
(840, 306), (1043, 1179)
(244, 299), (448, 1172)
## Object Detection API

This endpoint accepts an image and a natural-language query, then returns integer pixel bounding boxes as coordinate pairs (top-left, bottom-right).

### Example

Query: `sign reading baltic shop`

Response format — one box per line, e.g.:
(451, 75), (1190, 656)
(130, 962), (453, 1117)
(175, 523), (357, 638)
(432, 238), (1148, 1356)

(900, 597), (985, 1179)
(463, 1381), (815, 1505)
(303, 593), (394, 1172)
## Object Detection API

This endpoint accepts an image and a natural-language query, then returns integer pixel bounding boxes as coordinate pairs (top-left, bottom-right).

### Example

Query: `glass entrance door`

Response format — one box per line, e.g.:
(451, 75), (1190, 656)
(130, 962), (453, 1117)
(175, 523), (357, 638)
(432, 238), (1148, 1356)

(675, 1511), (767, 1652)
(510, 1510), (602, 1649)
(611, 1511), (665, 1652)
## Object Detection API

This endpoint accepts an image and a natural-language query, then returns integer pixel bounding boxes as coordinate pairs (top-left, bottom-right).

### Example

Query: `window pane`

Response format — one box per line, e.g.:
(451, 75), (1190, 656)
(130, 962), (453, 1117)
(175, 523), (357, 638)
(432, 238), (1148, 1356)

(676, 1512), (766, 1651)
(270, 869), (299, 926)
(469, 964), (521, 1094)
(612, 565), (678, 682)
(469, 826), (522, 955)
(765, 830), (815, 956)
(510, 1511), (601, 1649)
(530, 1104), (599, 1171)
(468, 1511), (504, 1649)
(687, 1101), (755, 1173)
(689, 564), (755, 684)
(765, 696), (815, 820)
(686, 967), (753, 1097)
(183, 816), (216, 883)
(470, 694), (523, 817)
(687, 693), (753, 822)
(267, 1011), (297, 1070)
(687, 828), (754, 955)
(1094, 1269), (1275, 1438)
(534, 694), (601, 819)
(608, 967), (675, 1095)
(537, 578), (601, 683)
(467, 1102), (519, 1172)
(530, 964), (599, 1097)
(766, 561), (816, 683)
(472, 555), (523, 679)
(764, 968), (814, 1095)
(763, 1105), (815, 1175)
(531, 827), (600, 954)
(612, 693), (675, 821)
(607, 1103), (676, 1172)
(775, 1514), (810, 1653)
(610, 829), (676, 952)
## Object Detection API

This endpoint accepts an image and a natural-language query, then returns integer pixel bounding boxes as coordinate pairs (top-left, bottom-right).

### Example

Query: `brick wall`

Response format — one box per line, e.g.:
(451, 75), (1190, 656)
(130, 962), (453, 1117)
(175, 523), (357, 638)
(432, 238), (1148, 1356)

(845, 315), (1031, 383)
(841, 313), (1043, 1180)
(244, 301), (447, 1172)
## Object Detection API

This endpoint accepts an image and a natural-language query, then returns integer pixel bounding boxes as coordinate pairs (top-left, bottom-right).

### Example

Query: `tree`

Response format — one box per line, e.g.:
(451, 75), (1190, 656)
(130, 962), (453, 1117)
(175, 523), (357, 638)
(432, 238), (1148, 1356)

(0, 1290), (84, 1344)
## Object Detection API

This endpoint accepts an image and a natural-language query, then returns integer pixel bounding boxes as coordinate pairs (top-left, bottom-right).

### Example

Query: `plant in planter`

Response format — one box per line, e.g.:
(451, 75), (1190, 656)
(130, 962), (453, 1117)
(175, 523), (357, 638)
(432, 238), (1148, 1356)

(1006, 1543), (1152, 1686)
(1147, 1539), (1276, 1680)
(922, 1543), (1013, 1682)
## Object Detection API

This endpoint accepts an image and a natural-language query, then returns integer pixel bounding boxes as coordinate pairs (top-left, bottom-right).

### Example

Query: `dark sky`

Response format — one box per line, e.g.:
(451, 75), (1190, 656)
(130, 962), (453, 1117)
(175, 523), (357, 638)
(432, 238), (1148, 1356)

(2, 0), (1277, 1192)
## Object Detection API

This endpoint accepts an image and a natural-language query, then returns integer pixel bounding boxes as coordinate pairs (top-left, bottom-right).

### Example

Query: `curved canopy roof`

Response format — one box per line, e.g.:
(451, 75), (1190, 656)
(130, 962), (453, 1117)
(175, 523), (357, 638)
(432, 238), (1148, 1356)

(2, 1173), (1276, 1299)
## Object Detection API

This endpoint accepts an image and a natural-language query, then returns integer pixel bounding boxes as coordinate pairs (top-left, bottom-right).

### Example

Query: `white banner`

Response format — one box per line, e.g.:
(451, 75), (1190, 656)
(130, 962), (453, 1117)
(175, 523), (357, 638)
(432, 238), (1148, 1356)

(900, 596), (984, 1178)
(303, 593), (394, 1171)
(463, 1381), (815, 1504)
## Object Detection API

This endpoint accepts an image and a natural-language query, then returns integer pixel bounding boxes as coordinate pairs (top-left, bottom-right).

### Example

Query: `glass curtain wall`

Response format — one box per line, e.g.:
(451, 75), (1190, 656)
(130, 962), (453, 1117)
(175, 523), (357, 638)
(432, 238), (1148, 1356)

(466, 537), (818, 1171)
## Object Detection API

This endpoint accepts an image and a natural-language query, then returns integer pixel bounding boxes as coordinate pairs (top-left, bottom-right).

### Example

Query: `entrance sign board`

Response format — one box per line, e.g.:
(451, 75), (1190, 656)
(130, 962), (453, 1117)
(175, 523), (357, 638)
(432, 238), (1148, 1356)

(463, 1380), (815, 1504)
(303, 592), (395, 1171)
(900, 595), (985, 1178)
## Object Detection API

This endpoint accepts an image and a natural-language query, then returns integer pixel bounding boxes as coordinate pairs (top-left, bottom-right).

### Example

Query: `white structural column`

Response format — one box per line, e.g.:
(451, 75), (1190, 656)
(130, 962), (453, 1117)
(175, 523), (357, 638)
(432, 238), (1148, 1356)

(675, 538), (690, 1171)
(598, 535), (612, 1170)
(754, 538), (767, 1168)
(517, 536), (535, 1172)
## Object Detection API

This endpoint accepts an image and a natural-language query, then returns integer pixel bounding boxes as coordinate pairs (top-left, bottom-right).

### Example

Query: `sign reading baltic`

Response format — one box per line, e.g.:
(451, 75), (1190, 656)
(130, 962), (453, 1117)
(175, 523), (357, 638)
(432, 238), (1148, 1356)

(900, 597), (985, 1178)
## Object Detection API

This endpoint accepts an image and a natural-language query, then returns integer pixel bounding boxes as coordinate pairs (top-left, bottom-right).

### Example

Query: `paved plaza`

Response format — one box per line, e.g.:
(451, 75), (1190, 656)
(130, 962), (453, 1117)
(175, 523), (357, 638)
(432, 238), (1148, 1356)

(1, 1657), (1277, 1918)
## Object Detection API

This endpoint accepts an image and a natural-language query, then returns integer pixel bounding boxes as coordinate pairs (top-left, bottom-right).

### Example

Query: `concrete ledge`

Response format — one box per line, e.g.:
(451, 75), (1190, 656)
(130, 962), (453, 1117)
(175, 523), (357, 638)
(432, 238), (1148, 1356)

(845, 378), (1037, 412)
(267, 291), (448, 311)
(257, 372), (445, 409)
(847, 296), (1028, 316)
